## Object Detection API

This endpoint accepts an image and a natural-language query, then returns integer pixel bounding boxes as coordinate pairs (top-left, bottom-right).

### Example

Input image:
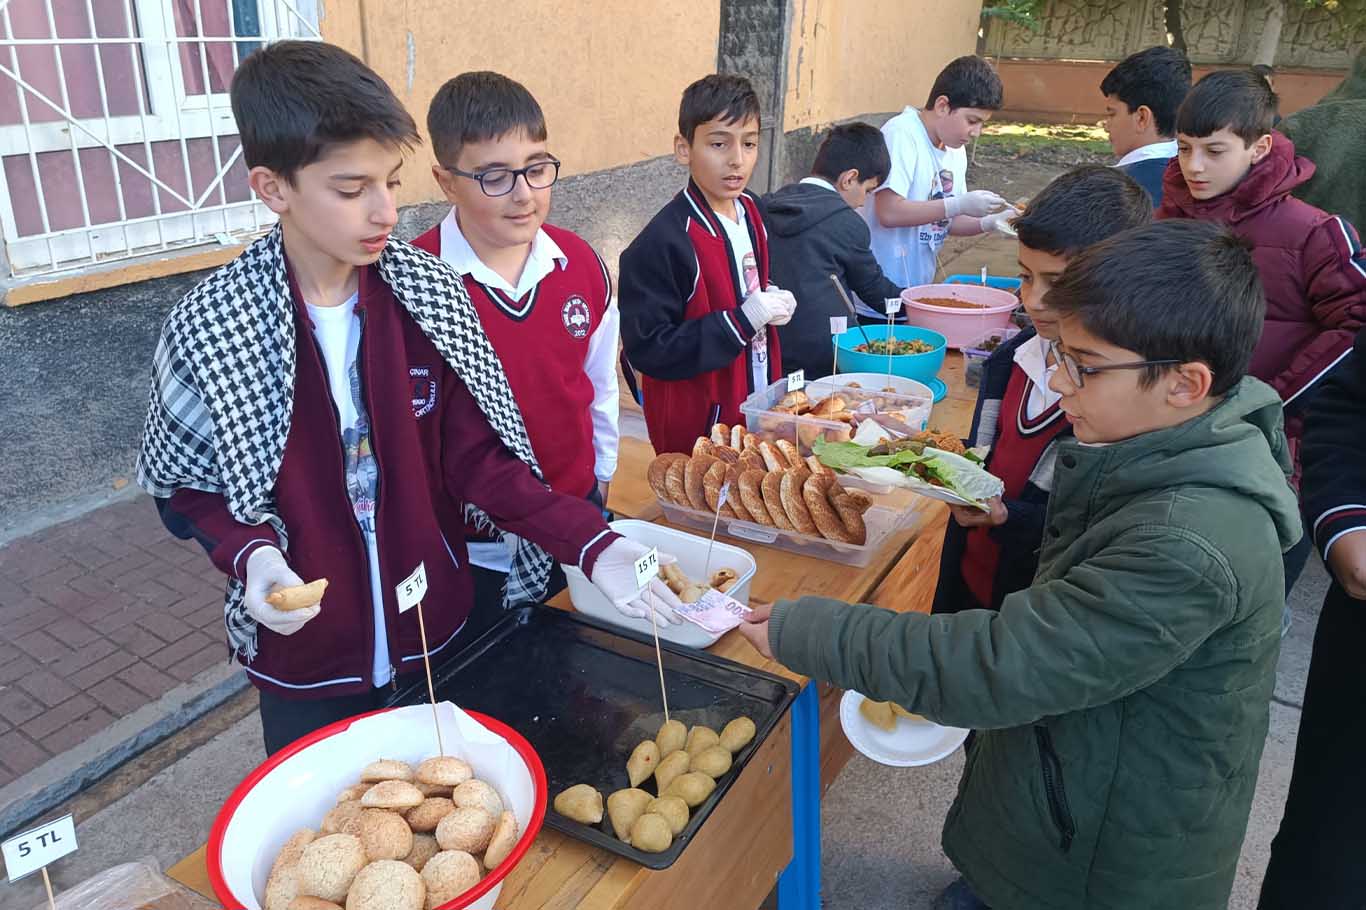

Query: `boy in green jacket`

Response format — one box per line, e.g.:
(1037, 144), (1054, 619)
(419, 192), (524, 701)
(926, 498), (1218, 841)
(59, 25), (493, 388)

(740, 220), (1302, 910)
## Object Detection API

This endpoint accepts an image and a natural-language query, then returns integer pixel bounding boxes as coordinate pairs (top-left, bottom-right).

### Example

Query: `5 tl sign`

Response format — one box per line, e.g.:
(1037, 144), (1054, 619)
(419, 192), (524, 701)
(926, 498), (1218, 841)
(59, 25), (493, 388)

(2, 814), (77, 882)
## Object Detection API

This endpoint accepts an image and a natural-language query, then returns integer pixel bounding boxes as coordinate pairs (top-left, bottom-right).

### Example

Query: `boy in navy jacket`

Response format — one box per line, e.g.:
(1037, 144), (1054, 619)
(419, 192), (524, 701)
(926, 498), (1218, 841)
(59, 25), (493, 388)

(619, 74), (797, 455)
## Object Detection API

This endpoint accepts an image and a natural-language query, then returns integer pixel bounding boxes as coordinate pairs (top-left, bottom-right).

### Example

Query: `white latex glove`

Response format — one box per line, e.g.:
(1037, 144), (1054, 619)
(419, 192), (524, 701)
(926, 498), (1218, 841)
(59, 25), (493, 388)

(589, 538), (685, 625)
(765, 285), (797, 326)
(945, 190), (1007, 219)
(980, 206), (1021, 237)
(740, 287), (797, 331)
(244, 546), (321, 635)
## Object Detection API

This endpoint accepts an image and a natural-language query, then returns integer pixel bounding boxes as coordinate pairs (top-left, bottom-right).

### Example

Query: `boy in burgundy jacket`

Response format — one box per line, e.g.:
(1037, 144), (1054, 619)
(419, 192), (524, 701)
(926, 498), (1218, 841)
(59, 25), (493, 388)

(1159, 69), (1366, 591)
(619, 74), (798, 455)
(413, 71), (619, 605)
(137, 43), (680, 754)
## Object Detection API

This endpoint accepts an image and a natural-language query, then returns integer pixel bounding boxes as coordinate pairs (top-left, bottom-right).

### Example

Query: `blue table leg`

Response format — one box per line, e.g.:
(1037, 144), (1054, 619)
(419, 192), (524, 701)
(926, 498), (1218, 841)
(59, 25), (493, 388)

(778, 682), (821, 909)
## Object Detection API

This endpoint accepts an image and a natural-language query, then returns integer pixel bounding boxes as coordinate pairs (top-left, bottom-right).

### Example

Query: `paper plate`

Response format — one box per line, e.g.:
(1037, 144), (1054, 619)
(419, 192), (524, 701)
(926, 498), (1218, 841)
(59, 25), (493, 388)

(839, 691), (968, 767)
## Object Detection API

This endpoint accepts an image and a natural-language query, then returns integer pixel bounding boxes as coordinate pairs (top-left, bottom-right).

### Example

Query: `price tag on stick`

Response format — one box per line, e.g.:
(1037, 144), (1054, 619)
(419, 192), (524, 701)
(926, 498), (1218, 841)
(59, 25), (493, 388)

(829, 316), (847, 335)
(395, 563), (443, 755)
(786, 369), (805, 392)
(3, 813), (76, 910)
(830, 317), (847, 375)
(631, 547), (672, 725)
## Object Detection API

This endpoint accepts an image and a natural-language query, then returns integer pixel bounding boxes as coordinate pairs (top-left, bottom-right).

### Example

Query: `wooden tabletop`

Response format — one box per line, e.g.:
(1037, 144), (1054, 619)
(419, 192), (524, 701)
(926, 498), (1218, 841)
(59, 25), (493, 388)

(168, 356), (978, 909)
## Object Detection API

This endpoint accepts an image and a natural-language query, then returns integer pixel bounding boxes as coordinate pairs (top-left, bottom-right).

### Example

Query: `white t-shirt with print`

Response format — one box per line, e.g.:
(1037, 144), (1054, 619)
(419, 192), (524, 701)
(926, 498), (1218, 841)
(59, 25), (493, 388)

(717, 200), (767, 393)
(865, 107), (968, 289)
(307, 294), (391, 688)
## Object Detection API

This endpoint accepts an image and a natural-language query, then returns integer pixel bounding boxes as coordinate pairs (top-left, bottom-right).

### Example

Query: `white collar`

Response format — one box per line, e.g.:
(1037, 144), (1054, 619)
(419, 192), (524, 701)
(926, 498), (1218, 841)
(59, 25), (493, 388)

(1012, 333), (1062, 407)
(1116, 139), (1178, 168)
(438, 208), (566, 299)
(800, 176), (838, 194)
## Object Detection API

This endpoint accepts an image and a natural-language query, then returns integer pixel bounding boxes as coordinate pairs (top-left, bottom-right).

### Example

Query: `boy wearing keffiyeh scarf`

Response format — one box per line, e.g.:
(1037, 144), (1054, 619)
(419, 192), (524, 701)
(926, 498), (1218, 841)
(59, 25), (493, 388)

(137, 41), (682, 754)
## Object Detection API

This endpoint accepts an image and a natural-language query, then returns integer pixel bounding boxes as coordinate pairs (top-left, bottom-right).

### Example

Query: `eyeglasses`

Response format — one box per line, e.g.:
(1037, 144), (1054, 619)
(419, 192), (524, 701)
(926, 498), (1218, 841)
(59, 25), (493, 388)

(442, 158), (561, 197)
(1048, 340), (1182, 388)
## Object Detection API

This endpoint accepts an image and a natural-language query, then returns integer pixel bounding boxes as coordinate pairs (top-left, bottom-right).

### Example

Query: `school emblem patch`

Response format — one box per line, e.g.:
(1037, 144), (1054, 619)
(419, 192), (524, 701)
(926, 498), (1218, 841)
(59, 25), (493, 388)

(410, 366), (437, 418)
(562, 296), (592, 339)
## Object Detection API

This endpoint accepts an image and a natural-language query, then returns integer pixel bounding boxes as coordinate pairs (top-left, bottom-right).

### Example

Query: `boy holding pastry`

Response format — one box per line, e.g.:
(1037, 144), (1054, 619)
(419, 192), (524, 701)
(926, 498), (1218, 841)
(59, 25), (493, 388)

(741, 220), (1301, 910)
(138, 42), (680, 754)
(619, 74), (797, 455)
(413, 71), (620, 604)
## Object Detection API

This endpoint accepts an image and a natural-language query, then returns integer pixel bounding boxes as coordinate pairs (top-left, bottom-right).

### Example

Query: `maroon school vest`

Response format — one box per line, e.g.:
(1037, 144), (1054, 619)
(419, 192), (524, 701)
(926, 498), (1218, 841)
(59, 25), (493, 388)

(960, 365), (1069, 607)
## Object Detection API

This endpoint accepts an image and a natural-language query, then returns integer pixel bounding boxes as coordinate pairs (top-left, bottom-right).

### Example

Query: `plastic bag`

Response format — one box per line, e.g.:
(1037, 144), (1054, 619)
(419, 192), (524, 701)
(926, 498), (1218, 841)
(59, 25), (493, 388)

(29, 858), (217, 910)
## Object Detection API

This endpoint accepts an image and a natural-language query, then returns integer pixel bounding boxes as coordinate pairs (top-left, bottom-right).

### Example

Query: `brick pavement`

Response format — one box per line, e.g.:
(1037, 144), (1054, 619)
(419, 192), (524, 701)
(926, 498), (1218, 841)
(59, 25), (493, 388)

(0, 495), (229, 788)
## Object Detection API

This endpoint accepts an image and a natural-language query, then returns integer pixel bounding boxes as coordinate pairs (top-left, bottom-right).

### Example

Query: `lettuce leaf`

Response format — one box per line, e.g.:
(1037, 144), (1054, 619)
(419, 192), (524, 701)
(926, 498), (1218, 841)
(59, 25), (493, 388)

(813, 438), (1004, 507)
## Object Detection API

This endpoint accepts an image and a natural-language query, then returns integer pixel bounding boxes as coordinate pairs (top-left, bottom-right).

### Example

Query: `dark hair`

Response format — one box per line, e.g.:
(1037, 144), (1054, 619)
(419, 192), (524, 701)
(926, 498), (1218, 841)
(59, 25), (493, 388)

(810, 123), (891, 185)
(1015, 165), (1153, 257)
(1045, 220), (1264, 396)
(1176, 69), (1278, 145)
(1099, 46), (1193, 137)
(924, 56), (1003, 111)
(678, 74), (761, 142)
(427, 71), (547, 166)
(230, 41), (418, 181)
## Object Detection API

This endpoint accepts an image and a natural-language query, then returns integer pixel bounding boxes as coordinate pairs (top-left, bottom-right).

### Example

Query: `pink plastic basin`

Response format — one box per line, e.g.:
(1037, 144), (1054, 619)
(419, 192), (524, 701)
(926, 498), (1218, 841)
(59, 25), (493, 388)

(900, 283), (1019, 349)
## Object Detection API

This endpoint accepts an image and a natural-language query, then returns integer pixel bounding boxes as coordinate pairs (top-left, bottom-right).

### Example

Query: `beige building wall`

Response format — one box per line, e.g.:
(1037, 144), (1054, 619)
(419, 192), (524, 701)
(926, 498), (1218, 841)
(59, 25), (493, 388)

(784, 0), (982, 132)
(320, 0), (721, 207)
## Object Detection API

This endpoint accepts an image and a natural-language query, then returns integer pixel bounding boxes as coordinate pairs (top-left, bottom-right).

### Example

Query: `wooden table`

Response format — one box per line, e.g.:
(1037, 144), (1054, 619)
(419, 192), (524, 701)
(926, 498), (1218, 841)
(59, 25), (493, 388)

(168, 359), (978, 910)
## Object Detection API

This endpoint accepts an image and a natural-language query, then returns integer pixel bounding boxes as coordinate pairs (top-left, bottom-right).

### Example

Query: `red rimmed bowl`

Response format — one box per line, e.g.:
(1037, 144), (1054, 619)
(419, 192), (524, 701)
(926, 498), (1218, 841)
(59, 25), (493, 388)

(207, 703), (546, 909)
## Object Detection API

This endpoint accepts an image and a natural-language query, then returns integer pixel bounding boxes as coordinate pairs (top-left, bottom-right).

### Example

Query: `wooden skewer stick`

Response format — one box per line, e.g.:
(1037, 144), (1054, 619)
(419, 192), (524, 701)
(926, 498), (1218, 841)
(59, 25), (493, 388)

(645, 590), (671, 726)
(414, 600), (444, 756)
(41, 868), (55, 910)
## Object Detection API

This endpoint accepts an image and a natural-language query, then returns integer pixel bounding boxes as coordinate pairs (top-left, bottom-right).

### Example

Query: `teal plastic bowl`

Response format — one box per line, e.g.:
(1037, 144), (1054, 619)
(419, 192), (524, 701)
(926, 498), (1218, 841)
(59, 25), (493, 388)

(835, 325), (947, 385)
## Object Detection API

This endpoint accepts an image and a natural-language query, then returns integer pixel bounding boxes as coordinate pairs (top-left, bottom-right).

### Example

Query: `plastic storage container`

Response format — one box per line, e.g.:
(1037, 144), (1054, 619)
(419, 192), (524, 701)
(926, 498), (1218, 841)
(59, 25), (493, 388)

(739, 376), (934, 455)
(901, 283), (1019, 348)
(962, 325), (1023, 388)
(562, 519), (757, 649)
(657, 496), (928, 567)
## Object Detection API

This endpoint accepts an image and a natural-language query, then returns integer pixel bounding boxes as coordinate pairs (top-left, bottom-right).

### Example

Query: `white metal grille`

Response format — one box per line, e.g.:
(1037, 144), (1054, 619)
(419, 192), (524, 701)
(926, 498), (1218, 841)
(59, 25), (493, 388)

(0, 0), (320, 280)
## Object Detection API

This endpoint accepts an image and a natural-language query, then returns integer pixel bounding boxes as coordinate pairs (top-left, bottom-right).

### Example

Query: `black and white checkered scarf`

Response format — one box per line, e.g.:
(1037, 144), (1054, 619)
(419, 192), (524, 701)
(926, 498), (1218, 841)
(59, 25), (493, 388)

(136, 226), (553, 661)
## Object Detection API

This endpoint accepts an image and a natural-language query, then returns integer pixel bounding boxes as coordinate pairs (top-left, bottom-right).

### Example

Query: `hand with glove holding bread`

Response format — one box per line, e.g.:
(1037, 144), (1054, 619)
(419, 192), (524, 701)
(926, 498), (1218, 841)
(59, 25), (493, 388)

(244, 546), (322, 635)
(590, 538), (686, 625)
(944, 189), (1007, 219)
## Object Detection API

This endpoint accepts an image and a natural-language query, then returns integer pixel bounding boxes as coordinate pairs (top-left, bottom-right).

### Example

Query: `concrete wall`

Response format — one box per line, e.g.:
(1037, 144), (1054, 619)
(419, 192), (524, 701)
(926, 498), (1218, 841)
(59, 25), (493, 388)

(783, 0), (982, 132)
(996, 59), (1346, 125)
(319, 0), (721, 207)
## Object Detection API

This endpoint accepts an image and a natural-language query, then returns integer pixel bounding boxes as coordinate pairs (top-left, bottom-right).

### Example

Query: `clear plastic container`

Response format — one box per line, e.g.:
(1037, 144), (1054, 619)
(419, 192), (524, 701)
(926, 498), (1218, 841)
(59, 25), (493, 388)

(657, 497), (929, 567)
(962, 326), (1023, 388)
(739, 378), (933, 456)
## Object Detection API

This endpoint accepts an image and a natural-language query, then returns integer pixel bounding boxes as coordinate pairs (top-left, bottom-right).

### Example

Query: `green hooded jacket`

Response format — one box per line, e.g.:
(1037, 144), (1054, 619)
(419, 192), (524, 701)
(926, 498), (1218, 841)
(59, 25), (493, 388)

(769, 378), (1303, 909)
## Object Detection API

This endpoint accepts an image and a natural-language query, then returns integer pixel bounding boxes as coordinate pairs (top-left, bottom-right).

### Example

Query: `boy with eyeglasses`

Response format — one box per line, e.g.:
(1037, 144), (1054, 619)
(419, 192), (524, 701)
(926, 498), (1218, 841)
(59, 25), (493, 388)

(740, 220), (1302, 910)
(414, 71), (624, 605)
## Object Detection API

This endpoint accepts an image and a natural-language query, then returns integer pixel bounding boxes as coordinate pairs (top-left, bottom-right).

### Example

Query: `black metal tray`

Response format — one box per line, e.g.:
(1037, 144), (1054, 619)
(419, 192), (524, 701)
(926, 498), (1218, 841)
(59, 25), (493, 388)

(388, 605), (798, 869)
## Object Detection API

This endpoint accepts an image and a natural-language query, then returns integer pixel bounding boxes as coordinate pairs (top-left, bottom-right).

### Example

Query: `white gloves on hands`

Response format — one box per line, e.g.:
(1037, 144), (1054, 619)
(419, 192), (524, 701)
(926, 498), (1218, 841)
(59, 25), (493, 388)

(980, 206), (1021, 237)
(244, 546), (320, 636)
(945, 190), (1007, 219)
(589, 538), (685, 626)
(740, 286), (797, 330)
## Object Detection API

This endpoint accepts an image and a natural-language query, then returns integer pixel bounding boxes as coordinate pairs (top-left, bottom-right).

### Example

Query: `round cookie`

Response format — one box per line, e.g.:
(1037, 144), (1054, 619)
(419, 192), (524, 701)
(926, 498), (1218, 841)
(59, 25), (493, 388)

(482, 810), (520, 871)
(401, 833), (440, 873)
(345, 859), (424, 910)
(450, 780), (503, 819)
(435, 806), (496, 853)
(361, 780), (424, 810)
(405, 797), (455, 834)
(287, 899), (344, 910)
(295, 833), (366, 904)
(348, 809), (413, 862)
(415, 756), (473, 788)
(421, 851), (481, 910)
(321, 801), (364, 836)
(360, 759), (414, 783)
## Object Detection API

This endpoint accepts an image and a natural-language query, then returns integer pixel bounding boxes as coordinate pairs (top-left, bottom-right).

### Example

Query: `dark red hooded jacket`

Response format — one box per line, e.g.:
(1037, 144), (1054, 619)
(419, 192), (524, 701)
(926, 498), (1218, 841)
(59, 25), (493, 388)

(1157, 133), (1366, 474)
